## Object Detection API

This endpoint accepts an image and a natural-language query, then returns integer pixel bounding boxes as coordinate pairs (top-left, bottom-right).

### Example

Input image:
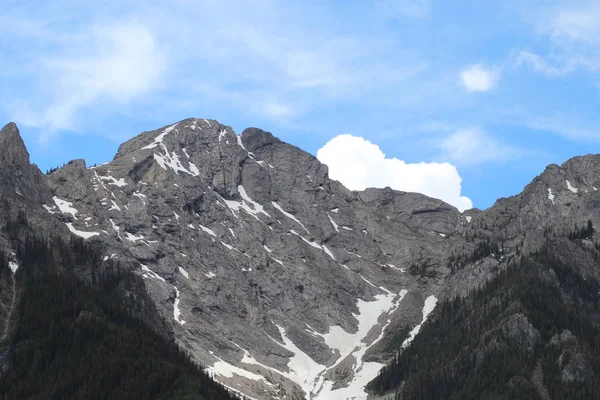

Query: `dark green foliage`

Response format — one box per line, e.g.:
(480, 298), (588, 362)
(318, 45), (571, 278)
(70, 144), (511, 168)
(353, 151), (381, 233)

(0, 272), (237, 400)
(46, 160), (78, 174)
(367, 246), (600, 400)
(568, 219), (595, 241)
(448, 238), (504, 273)
(0, 210), (238, 400)
(0, 249), (7, 276)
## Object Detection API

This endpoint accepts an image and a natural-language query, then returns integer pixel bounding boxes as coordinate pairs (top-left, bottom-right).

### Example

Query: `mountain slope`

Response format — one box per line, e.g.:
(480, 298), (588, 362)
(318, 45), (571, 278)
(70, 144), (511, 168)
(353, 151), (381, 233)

(368, 241), (600, 399)
(1, 119), (599, 399)
(43, 119), (461, 399)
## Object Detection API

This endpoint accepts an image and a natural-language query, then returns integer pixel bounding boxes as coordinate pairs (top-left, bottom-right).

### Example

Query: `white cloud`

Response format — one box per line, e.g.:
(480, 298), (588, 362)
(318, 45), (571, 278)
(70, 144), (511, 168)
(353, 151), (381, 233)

(515, 51), (577, 77)
(261, 102), (296, 120)
(316, 134), (473, 211)
(549, 5), (600, 44)
(438, 129), (520, 165)
(6, 19), (165, 136)
(44, 22), (165, 132)
(459, 64), (499, 92)
(518, 2), (600, 77)
(524, 116), (600, 142)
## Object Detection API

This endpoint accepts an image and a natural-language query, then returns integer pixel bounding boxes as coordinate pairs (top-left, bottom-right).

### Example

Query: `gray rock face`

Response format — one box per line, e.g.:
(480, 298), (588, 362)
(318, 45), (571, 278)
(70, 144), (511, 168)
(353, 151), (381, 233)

(0, 123), (52, 206)
(559, 352), (594, 383)
(500, 313), (540, 352)
(41, 118), (461, 399)
(550, 329), (575, 346)
(3, 118), (600, 399)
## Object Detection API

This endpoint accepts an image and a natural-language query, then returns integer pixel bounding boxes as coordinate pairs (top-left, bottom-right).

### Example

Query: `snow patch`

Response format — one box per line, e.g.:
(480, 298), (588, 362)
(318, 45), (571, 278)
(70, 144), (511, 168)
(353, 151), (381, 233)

(42, 204), (56, 214)
(173, 287), (185, 325)
(179, 267), (189, 279)
(188, 161), (200, 176)
(53, 196), (78, 219)
(271, 257), (285, 266)
(401, 295), (438, 349)
(313, 289), (408, 400)
(236, 135), (247, 151)
(153, 143), (199, 177)
(566, 180), (578, 193)
(270, 325), (325, 396)
(141, 123), (178, 150)
(272, 202), (310, 234)
(199, 224), (216, 237)
(221, 242), (234, 251)
(208, 353), (266, 382)
(8, 261), (18, 274)
(223, 186), (270, 221)
(125, 232), (145, 242)
(98, 174), (127, 187)
(290, 230), (336, 261)
(65, 223), (100, 239)
(141, 264), (165, 282)
(547, 188), (555, 205)
(327, 213), (339, 232)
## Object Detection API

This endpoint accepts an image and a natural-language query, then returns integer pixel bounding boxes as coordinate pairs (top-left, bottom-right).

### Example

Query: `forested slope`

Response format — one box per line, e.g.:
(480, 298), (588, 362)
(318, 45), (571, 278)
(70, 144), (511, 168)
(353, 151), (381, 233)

(368, 239), (600, 400)
(0, 209), (238, 400)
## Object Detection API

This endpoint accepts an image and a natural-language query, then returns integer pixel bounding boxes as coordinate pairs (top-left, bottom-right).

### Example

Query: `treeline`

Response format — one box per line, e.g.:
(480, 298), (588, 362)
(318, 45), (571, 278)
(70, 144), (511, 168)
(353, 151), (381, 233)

(45, 160), (80, 175)
(568, 220), (595, 241)
(0, 209), (239, 400)
(367, 246), (600, 399)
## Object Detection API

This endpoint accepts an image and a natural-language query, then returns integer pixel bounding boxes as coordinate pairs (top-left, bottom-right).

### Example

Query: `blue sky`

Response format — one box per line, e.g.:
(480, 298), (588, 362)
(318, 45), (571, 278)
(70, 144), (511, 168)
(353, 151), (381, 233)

(1, 0), (599, 210)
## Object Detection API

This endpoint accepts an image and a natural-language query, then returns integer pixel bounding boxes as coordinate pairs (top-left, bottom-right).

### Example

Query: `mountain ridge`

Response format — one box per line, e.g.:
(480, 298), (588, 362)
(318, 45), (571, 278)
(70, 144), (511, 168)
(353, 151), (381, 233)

(0, 119), (599, 399)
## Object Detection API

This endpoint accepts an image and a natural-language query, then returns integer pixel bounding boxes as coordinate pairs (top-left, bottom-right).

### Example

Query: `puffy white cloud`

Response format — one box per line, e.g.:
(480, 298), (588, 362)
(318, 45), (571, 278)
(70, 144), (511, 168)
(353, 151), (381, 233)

(459, 64), (499, 92)
(316, 134), (473, 211)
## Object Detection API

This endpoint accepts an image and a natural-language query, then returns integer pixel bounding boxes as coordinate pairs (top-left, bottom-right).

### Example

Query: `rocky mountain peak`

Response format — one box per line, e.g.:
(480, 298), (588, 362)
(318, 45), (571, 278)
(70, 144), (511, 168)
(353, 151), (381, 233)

(11, 117), (600, 399)
(114, 118), (236, 160)
(0, 122), (31, 168)
(240, 127), (280, 151)
(0, 122), (51, 205)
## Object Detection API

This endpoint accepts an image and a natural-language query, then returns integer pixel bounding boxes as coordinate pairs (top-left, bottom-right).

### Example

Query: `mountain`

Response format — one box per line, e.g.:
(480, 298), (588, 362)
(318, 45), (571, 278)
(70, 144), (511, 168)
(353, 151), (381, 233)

(0, 119), (599, 399)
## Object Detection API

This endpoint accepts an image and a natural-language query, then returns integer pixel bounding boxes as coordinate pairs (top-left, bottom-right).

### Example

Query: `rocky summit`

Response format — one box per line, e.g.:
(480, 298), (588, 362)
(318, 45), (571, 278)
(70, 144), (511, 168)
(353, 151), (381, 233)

(1, 119), (600, 399)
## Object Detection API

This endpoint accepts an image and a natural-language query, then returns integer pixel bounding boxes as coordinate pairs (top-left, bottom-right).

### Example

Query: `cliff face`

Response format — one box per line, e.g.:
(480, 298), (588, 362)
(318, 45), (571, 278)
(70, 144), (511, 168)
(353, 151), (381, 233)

(1, 119), (600, 399)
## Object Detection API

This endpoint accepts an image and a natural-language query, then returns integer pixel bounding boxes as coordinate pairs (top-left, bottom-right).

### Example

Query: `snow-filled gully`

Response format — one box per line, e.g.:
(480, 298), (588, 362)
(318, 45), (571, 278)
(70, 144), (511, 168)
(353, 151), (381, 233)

(208, 287), (437, 400)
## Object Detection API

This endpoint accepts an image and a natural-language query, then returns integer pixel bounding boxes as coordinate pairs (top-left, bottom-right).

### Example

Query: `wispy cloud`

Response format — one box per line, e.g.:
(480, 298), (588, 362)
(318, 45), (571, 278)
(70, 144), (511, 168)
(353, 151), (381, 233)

(2, 0), (437, 137)
(3, 17), (165, 138)
(438, 128), (522, 166)
(515, 51), (579, 77)
(524, 116), (600, 142)
(516, 1), (600, 77)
